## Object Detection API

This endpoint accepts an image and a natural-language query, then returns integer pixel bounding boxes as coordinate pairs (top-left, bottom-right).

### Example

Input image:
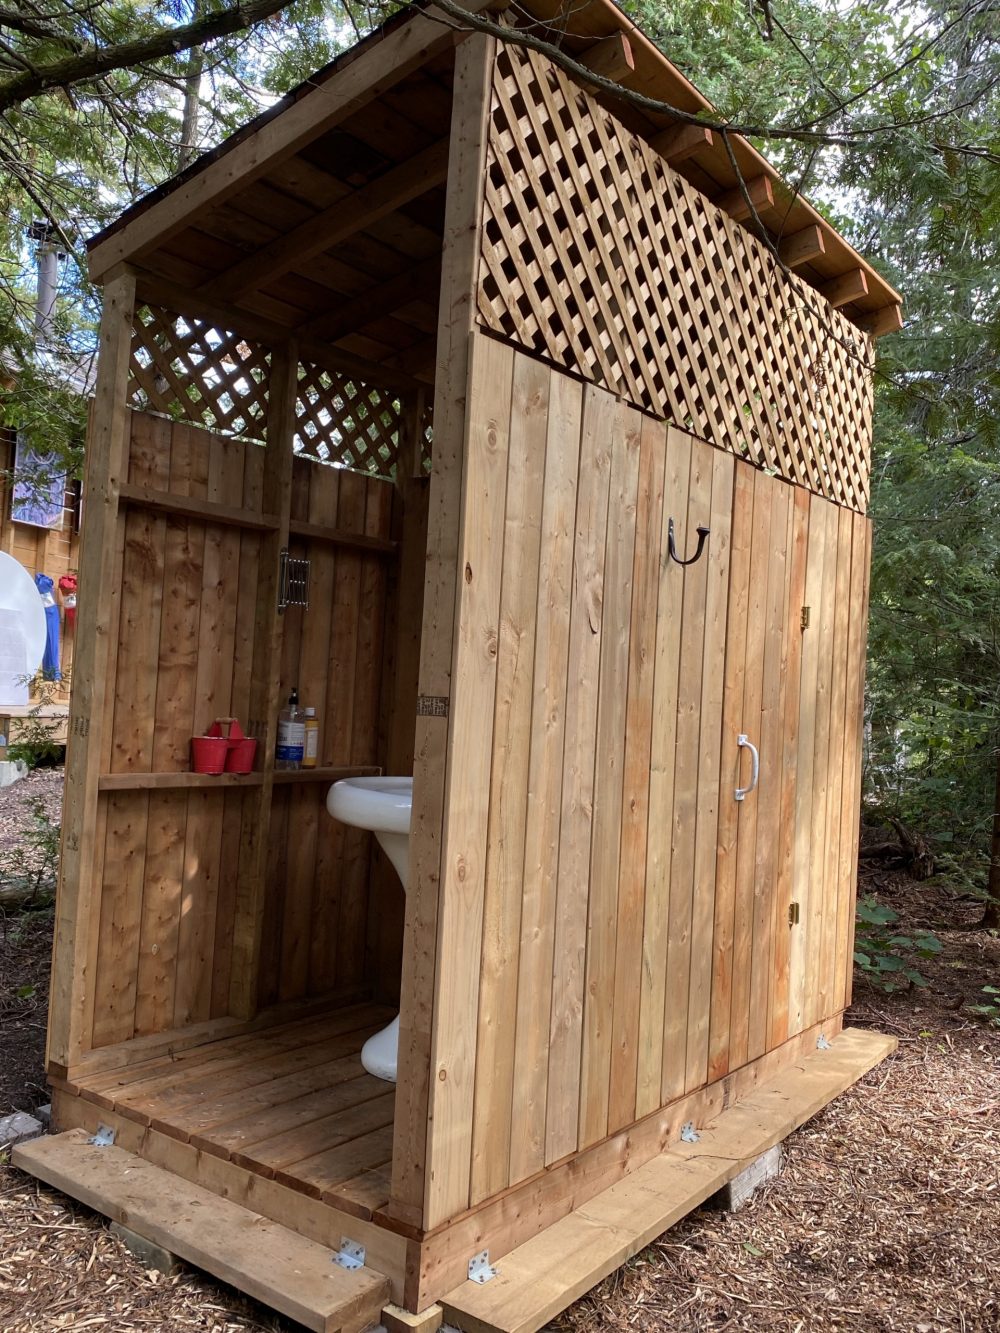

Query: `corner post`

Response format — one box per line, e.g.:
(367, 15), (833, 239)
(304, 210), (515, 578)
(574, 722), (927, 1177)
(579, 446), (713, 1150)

(390, 29), (496, 1240)
(47, 266), (136, 1072)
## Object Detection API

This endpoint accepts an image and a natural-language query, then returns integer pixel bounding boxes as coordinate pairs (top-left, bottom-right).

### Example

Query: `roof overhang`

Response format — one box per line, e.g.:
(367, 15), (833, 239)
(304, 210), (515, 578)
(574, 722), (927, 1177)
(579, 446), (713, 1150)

(87, 0), (902, 338)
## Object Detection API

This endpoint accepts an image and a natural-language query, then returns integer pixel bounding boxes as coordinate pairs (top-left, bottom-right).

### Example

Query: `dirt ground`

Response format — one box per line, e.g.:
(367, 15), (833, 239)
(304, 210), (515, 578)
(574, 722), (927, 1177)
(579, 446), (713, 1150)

(1, 770), (997, 1332)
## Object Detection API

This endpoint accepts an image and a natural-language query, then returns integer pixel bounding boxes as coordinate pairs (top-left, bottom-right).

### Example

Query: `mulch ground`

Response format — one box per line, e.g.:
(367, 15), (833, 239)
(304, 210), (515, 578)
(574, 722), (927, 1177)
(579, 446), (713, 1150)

(1, 772), (997, 1331)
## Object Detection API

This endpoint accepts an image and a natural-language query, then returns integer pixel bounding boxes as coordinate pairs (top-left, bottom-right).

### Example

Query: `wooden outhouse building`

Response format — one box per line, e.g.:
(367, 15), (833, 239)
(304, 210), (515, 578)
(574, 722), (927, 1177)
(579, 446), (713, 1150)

(17, 1), (900, 1328)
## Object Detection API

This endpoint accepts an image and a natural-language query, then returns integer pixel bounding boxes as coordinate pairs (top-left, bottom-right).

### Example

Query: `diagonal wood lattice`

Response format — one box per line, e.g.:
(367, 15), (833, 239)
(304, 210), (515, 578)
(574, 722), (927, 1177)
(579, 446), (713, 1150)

(127, 307), (414, 479)
(478, 45), (874, 513)
(294, 363), (405, 480)
(127, 305), (270, 440)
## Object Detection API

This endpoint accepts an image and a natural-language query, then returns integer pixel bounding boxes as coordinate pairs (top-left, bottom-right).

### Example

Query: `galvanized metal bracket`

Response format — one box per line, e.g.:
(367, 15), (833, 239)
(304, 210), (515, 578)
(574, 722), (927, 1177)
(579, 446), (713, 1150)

(88, 1124), (116, 1147)
(333, 1238), (366, 1270)
(680, 1122), (700, 1144)
(278, 548), (310, 613)
(468, 1250), (498, 1284)
(817, 1033), (832, 1051)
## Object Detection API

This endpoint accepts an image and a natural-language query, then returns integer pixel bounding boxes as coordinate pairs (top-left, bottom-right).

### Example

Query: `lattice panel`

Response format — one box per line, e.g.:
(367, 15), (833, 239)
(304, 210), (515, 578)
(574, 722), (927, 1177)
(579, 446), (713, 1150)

(478, 46), (875, 512)
(127, 305), (269, 440)
(294, 363), (404, 480)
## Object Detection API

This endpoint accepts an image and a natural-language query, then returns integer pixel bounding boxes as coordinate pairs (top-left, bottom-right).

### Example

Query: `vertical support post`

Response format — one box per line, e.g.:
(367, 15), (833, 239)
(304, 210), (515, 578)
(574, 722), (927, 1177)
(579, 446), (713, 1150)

(390, 31), (495, 1236)
(228, 342), (298, 1018)
(47, 266), (136, 1072)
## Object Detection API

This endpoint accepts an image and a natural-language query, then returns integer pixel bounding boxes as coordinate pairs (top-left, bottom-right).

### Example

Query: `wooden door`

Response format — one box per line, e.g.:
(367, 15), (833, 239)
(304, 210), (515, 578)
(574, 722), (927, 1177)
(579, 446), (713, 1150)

(708, 469), (869, 1080)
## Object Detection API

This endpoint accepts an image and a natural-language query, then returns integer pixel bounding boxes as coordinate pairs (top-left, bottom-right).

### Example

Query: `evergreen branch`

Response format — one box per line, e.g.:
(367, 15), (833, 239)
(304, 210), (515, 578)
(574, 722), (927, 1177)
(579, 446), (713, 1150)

(0, 7), (83, 49)
(0, 0), (296, 111)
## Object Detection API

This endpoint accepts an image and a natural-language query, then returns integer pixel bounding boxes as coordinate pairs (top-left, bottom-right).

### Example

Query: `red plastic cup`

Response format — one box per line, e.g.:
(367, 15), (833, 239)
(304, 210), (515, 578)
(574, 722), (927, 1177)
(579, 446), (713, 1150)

(225, 737), (257, 774)
(191, 736), (229, 774)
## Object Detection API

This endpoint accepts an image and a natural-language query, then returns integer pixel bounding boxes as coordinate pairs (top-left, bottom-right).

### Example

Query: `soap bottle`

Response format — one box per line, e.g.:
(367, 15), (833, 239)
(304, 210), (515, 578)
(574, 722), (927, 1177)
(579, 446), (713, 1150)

(302, 707), (319, 769)
(276, 687), (305, 769)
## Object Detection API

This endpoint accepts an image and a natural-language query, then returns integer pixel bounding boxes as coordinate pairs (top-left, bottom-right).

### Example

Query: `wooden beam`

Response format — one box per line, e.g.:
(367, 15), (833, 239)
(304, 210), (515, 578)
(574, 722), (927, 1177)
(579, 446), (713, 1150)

(203, 139), (449, 304)
(46, 266), (136, 1070)
(820, 268), (869, 309)
(389, 30), (496, 1233)
(228, 343), (298, 1019)
(650, 121), (714, 164)
(716, 174), (775, 223)
(856, 302), (903, 338)
(440, 1028), (897, 1332)
(297, 255), (442, 342)
(777, 224), (826, 269)
(577, 33), (634, 82)
(87, 1), (502, 281)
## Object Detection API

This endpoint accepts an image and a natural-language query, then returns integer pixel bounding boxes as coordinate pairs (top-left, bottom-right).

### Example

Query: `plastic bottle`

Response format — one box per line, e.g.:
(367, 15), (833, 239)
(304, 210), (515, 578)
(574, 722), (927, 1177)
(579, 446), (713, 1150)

(276, 687), (304, 770)
(302, 707), (319, 769)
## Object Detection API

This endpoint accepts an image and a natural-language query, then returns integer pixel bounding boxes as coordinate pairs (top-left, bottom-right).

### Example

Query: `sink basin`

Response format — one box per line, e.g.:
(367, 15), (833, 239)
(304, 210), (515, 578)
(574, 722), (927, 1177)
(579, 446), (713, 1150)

(327, 776), (413, 1081)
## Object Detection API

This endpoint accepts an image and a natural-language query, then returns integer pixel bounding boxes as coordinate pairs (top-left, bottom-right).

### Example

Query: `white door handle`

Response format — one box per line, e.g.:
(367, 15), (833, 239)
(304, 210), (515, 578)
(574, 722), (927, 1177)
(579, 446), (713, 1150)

(735, 733), (759, 802)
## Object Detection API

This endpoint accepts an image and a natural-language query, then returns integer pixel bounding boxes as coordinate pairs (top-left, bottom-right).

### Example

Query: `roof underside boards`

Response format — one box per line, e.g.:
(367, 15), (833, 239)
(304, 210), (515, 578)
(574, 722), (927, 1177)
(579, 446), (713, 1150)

(87, 0), (901, 373)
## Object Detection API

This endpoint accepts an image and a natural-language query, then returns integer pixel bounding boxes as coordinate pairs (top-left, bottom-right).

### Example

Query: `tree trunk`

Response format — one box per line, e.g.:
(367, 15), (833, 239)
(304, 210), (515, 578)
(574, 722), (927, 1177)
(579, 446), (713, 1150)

(984, 737), (1000, 929)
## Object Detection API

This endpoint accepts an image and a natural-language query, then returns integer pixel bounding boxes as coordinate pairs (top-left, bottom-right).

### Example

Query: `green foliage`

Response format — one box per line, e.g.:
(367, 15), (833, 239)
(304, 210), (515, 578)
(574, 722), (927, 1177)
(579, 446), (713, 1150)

(0, 795), (61, 906)
(967, 985), (1000, 1027)
(853, 896), (942, 991)
(7, 678), (70, 769)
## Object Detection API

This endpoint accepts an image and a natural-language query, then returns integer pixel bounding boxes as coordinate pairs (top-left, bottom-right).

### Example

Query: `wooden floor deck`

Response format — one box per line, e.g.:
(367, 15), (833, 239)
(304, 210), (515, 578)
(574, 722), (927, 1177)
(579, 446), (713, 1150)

(67, 1003), (397, 1219)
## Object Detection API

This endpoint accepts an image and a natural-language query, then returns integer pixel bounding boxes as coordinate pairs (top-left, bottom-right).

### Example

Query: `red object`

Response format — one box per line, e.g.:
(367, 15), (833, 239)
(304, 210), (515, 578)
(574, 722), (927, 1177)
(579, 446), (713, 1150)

(58, 573), (77, 630)
(205, 717), (258, 774)
(191, 736), (228, 773)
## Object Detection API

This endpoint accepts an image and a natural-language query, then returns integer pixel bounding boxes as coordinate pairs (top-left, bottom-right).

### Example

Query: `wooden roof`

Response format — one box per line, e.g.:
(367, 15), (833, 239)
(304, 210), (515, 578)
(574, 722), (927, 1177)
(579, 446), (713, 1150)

(87, 0), (902, 368)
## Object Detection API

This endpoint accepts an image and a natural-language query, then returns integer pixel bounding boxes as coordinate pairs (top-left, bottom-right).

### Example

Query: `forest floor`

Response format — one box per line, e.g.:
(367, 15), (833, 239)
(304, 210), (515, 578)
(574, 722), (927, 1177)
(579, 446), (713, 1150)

(0, 769), (997, 1332)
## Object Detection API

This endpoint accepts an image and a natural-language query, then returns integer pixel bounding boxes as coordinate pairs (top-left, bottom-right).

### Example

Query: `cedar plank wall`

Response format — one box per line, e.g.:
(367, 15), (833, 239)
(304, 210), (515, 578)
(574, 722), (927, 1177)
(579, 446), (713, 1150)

(88, 410), (394, 1048)
(424, 41), (875, 1228)
(444, 335), (870, 1223)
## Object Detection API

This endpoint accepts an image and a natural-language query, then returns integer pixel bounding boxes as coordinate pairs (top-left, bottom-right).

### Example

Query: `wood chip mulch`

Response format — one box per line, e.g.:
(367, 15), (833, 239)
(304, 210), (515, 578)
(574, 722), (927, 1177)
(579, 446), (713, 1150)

(0, 771), (997, 1331)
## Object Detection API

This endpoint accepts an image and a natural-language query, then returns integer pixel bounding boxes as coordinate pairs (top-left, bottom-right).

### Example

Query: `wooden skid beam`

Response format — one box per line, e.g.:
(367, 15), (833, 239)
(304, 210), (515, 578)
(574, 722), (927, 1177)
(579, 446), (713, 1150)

(15, 1130), (390, 1333)
(716, 174), (775, 222)
(204, 139), (449, 303)
(777, 224), (826, 268)
(650, 121), (714, 163)
(577, 33), (634, 81)
(440, 1029), (897, 1333)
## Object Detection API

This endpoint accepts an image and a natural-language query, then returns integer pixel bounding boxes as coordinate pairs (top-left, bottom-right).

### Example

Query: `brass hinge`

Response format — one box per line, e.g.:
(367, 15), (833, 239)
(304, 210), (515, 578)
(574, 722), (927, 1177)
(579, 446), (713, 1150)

(789, 901), (801, 925)
(800, 606), (811, 629)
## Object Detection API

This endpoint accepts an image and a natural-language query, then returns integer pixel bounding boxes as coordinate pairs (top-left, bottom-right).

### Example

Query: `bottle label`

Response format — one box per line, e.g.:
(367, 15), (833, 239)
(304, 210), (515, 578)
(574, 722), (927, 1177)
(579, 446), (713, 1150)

(276, 720), (305, 762)
(304, 727), (319, 762)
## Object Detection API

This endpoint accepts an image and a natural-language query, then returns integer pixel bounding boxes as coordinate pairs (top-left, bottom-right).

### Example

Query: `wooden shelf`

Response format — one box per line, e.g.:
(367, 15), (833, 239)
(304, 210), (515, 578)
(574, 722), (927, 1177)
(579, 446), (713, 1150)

(119, 483), (281, 532)
(97, 765), (379, 792)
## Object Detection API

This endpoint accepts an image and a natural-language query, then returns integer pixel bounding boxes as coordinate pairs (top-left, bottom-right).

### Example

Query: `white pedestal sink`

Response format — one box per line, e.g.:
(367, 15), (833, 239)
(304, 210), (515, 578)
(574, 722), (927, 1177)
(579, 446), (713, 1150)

(326, 776), (412, 1082)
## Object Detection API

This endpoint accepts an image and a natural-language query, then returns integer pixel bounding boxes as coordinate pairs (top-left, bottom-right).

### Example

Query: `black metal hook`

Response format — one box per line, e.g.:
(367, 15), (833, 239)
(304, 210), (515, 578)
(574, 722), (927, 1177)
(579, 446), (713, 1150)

(667, 518), (710, 567)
